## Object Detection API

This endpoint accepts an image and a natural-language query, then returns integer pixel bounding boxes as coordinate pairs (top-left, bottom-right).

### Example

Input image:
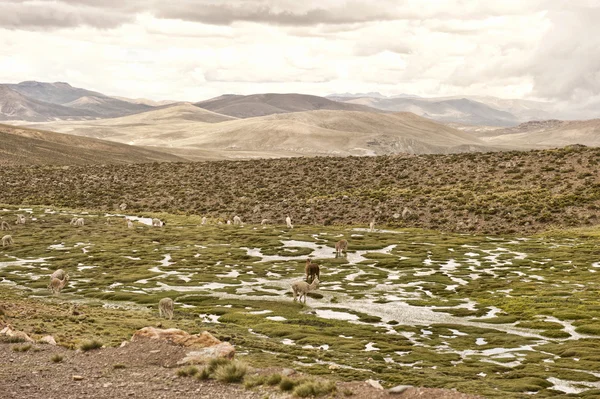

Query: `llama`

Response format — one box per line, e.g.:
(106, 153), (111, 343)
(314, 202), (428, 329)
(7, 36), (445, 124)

(305, 258), (320, 284)
(286, 216), (293, 229)
(50, 269), (66, 281)
(48, 274), (69, 295)
(291, 277), (320, 304)
(71, 217), (84, 227)
(369, 220), (375, 232)
(335, 239), (348, 256)
(261, 219), (269, 225)
(2, 235), (13, 247)
(152, 218), (165, 227)
(158, 297), (174, 320)
(0, 221), (10, 231)
(233, 215), (243, 226)
(15, 214), (25, 225)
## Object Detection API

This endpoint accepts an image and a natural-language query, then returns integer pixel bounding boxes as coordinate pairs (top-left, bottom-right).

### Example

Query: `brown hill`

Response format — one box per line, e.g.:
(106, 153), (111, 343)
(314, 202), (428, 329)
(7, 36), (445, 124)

(26, 109), (502, 157)
(480, 119), (600, 148)
(0, 124), (186, 165)
(194, 93), (383, 118)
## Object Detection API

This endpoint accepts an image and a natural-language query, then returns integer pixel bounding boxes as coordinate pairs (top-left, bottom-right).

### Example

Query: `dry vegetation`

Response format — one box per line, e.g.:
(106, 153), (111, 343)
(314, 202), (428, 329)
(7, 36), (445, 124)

(1, 145), (599, 234)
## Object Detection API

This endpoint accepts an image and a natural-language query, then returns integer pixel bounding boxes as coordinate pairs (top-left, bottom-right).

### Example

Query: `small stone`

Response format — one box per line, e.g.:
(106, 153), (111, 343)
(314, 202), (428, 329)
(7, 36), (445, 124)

(388, 385), (412, 394)
(328, 365), (339, 370)
(103, 383), (113, 388)
(120, 341), (128, 348)
(39, 335), (57, 345)
(366, 379), (384, 390)
(281, 368), (296, 376)
(72, 375), (84, 381)
(149, 350), (160, 354)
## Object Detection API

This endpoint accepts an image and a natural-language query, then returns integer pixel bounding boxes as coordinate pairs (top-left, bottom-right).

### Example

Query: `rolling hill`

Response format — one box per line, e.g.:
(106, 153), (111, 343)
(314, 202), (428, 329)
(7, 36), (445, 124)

(27, 108), (504, 157)
(194, 93), (383, 118)
(479, 119), (600, 148)
(330, 95), (520, 126)
(0, 123), (186, 165)
(27, 103), (237, 145)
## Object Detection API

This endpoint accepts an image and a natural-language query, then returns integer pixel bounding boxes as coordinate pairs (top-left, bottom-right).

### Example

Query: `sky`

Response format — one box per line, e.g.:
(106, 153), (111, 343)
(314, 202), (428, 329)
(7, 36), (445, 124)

(0, 0), (598, 116)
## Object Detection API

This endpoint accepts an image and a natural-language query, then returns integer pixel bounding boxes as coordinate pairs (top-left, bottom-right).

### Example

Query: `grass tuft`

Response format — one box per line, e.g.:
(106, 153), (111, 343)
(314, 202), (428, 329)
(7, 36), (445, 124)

(79, 339), (103, 352)
(214, 361), (247, 383)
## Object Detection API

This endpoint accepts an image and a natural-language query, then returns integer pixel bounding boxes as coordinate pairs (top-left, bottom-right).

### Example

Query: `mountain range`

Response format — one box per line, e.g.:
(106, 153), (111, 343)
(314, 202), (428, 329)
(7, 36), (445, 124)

(0, 81), (153, 121)
(1, 80), (599, 164)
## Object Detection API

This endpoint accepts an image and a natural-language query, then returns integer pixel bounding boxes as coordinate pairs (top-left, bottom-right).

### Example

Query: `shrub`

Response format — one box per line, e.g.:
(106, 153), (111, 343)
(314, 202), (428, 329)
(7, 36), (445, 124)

(80, 339), (103, 352)
(214, 361), (247, 383)
(279, 377), (297, 391)
(266, 373), (282, 386)
(244, 375), (265, 389)
(13, 344), (32, 352)
(177, 366), (199, 377)
(51, 354), (63, 363)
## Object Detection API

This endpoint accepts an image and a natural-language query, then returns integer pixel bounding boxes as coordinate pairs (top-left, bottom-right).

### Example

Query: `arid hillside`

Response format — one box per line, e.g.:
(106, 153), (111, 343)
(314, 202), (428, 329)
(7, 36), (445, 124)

(1, 146), (598, 234)
(194, 93), (382, 118)
(25, 109), (501, 157)
(0, 124), (186, 165)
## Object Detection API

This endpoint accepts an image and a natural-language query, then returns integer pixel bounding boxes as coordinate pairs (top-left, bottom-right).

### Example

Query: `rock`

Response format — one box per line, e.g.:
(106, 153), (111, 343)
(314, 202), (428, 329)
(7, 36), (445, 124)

(39, 335), (57, 345)
(72, 375), (84, 381)
(131, 327), (223, 349)
(402, 207), (415, 220)
(120, 341), (128, 348)
(281, 368), (296, 376)
(176, 343), (235, 365)
(388, 385), (412, 394)
(366, 379), (384, 390)
(328, 365), (339, 370)
(0, 324), (34, 343)
(132, 327), (235, 366)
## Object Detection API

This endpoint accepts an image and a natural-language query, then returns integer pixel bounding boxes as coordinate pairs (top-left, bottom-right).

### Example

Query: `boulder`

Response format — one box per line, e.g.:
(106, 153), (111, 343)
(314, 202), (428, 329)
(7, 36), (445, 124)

(366, 379), (384, 390)
(132, 327), (222, 348)
(0, 324), (34, 343)
(131, 327), (235, 366)
(39, 335), (57, 345)
(388, 385), (412, 394)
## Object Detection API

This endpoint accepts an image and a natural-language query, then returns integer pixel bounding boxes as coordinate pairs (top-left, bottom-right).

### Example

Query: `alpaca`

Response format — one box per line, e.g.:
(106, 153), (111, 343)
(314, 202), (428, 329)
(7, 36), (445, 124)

(233, 215), (243, 226)
(2, 235), (13, 247)
(152, 218), (165, 227)
(261, 219), (269, 226)
(15, 214), (25, 225)
(292, 277), (320, 304)
(369, 220), (375, 232)
(50, 269), (66, 281)
(48, 274), (69, 295)
(305, 258), (320, 284)
(286, 216), (293, 229)
(335, 239), (348, 256)
(158, 297), (174, 320)
(71, 217), (84, 227)
(0, 221), (10, 231)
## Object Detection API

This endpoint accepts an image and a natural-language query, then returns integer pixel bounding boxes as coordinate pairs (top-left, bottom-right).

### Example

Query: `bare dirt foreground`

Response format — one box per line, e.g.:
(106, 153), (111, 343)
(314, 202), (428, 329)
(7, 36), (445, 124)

(0, 339), (482, 399)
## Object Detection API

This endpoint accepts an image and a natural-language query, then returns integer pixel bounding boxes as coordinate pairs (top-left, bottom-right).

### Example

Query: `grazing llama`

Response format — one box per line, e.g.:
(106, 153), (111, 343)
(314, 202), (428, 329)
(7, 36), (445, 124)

(305, 258), (320, 284)
(48, 274), (69, 295)
(233, 215), (243, 226)
(369, 220), (375, 232)
(152, 218), (165, 227)
(0, 221), (10, 231)
(335, 239), (348, 256)
(291, 277), (320, 304)
(15, 214), (26, 225)
(2, 235), (14, 247)
(158, 297), (174, 320)
(286, 216), (293, 229)
(50, 269), (66, 281)
(70, 217), (84, 227)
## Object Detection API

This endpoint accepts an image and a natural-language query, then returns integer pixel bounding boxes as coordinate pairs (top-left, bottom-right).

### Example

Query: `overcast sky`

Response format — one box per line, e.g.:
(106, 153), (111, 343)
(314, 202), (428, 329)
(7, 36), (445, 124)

(0, 0), (598, 115)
